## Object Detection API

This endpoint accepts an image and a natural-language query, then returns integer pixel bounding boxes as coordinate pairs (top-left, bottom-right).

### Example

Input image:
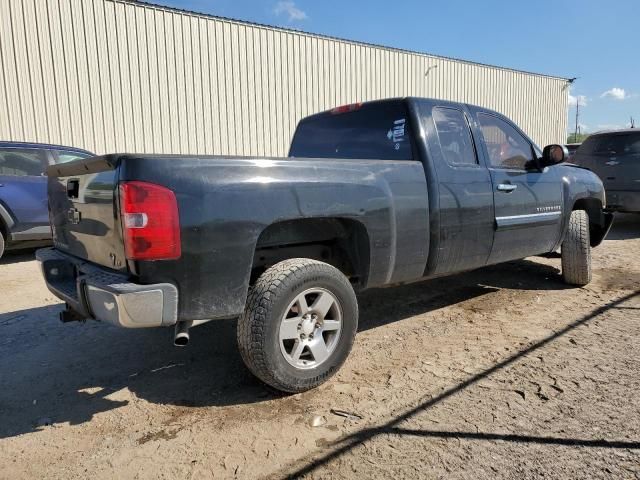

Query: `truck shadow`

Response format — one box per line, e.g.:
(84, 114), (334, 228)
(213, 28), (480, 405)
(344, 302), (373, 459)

(0, 256), (571, 440)
(279, 289), (640, 479)
(357, 259), (567, 333)
(605, 213), (640, 240)
(0, 250), (37, 266)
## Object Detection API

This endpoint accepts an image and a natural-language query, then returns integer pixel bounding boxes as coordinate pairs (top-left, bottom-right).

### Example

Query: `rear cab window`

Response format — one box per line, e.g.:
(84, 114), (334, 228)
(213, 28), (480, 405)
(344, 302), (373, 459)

(289, 101), (414, 160)
(0, 148), (46, 176)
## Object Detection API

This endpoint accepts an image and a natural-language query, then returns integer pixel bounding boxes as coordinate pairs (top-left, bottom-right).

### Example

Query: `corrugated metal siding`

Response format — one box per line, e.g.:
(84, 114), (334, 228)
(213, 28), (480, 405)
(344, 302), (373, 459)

(0, 0), (568, 155)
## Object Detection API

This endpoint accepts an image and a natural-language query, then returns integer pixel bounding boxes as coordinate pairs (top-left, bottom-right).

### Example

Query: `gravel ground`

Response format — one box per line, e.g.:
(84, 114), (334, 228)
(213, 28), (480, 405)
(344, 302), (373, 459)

(1, 215), (639, 479)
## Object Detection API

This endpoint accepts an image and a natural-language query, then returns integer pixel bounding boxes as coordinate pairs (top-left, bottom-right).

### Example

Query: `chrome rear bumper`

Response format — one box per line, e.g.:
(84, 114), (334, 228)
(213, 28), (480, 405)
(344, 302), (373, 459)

(36, 248), (178, 328)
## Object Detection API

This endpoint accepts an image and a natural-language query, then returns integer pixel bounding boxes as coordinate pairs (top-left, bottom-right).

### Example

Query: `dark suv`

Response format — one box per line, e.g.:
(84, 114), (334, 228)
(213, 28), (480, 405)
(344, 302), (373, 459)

(573, 130), (640, 212)
(0, 142), (93, 258)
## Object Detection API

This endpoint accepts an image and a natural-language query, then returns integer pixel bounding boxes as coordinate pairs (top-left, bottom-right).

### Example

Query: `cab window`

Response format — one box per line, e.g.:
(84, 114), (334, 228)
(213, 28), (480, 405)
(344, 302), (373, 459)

(477, 114), (534, 170)
(432, 107), (478, 166)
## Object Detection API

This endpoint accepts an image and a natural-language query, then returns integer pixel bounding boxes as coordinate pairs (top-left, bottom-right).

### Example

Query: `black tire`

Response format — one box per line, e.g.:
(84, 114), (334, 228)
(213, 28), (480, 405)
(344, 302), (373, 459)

(561, 209), (592, 286)
(237, 258), (358, 393)
(0, 231), (5, 260)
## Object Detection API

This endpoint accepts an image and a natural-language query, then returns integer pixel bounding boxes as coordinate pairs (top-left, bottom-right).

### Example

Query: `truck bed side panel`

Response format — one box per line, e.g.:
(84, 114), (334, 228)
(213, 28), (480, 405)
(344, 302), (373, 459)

(119, 155), (430, 321)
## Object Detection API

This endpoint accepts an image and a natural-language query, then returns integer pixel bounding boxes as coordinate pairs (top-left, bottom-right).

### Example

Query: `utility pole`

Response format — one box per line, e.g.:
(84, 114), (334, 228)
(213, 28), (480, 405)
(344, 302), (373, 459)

(574, 100), (580, 143)
(631, 116), (635, 129)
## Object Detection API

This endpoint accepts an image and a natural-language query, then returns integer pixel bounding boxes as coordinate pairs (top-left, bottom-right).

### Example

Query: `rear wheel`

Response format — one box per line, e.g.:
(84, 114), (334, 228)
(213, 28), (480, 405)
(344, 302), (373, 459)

(561, 209), (592, 286)
(0, 231), (5, 259)
(237, 258), (358, 393)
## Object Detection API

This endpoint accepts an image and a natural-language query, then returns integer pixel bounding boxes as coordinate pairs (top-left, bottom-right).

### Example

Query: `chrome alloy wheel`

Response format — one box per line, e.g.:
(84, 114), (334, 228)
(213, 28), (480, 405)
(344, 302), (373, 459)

(278, 288), (343, 369)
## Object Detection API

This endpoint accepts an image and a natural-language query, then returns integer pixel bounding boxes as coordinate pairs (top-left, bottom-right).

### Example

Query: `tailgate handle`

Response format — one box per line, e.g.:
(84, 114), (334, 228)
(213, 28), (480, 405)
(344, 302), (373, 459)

(67, 179), (79, 199)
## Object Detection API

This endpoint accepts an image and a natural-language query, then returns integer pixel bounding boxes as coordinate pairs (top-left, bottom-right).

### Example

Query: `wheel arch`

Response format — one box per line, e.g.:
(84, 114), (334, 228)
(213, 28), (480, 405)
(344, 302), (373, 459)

(251, 217), (371, 288)
(572, 197), (612, 247)
(0, 201), (14, 238)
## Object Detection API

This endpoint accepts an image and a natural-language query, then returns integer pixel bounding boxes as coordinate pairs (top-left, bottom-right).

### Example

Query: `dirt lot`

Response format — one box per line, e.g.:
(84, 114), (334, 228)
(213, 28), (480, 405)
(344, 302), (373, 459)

(1, 215), (639, 479)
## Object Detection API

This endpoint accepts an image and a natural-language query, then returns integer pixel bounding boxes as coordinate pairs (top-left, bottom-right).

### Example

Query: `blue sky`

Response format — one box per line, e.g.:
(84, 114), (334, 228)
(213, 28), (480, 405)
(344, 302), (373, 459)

(152, 0), (639, 136)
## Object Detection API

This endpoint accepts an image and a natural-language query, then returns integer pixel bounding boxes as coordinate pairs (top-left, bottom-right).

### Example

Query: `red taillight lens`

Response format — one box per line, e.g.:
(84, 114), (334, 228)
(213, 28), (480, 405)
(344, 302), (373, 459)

(330, 102), (363, 115)
(119, 181), (181, 261)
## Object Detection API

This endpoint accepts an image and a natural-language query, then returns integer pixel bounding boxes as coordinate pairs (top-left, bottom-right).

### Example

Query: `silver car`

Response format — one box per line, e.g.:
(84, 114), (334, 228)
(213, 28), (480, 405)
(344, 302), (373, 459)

(573, 129), (640, 212)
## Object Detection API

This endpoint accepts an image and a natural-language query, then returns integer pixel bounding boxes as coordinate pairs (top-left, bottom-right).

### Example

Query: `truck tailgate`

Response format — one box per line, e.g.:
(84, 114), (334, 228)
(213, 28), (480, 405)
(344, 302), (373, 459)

(47, 155), (127, 272)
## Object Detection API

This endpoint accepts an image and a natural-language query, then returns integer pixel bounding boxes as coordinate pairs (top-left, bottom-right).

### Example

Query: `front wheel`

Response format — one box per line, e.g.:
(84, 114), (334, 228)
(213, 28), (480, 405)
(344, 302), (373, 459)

(0, 231), (5, 260)
(561, 209), (592, 286)
(237, 259), (358, 393)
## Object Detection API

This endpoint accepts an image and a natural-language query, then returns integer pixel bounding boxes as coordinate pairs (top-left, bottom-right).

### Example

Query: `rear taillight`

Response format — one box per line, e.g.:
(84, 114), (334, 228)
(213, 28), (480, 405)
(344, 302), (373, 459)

(119, 181), (181, 261)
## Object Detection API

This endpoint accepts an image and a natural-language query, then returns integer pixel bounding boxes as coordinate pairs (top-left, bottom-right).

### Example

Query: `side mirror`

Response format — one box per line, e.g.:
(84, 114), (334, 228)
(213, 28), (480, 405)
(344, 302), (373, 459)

(541, 144), (568, 167)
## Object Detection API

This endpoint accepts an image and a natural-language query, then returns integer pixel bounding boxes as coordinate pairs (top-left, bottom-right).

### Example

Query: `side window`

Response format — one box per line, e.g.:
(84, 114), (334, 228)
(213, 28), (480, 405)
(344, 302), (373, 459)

(0, 148), (46, 176)
(432, 107), (477, 166)
(477, 114), (534, 170)
(52, 150), (92, 164)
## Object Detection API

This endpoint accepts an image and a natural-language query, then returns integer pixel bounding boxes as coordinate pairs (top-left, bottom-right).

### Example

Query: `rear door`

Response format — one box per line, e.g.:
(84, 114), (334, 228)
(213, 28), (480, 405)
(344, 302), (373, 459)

(417, 100), (495, 274)
(0, 147), (49, 232)
(470, 109), (564, 264)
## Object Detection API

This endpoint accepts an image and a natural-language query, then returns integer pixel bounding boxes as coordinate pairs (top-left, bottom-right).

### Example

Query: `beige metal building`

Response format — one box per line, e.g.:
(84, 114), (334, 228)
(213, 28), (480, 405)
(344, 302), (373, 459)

(0, 0), (569, 156)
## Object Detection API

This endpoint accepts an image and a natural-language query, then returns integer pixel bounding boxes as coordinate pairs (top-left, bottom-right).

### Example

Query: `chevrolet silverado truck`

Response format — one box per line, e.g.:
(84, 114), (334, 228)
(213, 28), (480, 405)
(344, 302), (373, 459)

(37, 97), (613, 392)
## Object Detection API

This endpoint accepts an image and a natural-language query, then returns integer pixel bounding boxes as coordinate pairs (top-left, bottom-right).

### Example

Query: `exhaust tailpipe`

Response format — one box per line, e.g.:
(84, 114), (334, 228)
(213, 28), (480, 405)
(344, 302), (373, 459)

(174, 321), (192, 347)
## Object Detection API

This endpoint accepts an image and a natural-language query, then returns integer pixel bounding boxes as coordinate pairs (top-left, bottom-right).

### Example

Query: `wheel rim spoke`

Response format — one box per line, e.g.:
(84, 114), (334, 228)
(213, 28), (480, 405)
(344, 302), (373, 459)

(295, 294), (310, 315)
(289, 340), (304, 362)
(322, 320), (341, 332)
(308, 338), (330, 364)
(311, 291), (334, 318)
(279, 317), (302, 340)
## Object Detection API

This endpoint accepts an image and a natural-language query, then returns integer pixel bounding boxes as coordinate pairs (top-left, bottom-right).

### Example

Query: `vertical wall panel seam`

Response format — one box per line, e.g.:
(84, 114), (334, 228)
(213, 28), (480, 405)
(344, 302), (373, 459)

(162, 11), (174, 152)
(210, 20), (223, 153)
(56, 0), (74, 143)
(79, 0), (98, 150)
(112, 3), (128, 147)
(0, 13), (12, 138)
(69, 0), (88, 147)
(144, 7), (157, 152)
(188, 16), (198, 152)
(19, 0), (37, 139)
(136, 7), (153, 151)
(8, 2), (26, 137)
(91, 0), (109, 151)
(31, 0), (51, 139)
(100, 0), (117, 151)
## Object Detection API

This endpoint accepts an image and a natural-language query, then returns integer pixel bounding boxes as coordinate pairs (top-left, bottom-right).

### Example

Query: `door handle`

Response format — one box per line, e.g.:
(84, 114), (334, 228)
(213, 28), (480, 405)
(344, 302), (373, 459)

(497, 183), (517, 192)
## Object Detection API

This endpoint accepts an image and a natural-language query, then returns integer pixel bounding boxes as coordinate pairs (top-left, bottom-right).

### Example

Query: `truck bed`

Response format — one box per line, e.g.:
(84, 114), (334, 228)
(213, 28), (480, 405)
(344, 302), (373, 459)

(47, 154), (430, 321)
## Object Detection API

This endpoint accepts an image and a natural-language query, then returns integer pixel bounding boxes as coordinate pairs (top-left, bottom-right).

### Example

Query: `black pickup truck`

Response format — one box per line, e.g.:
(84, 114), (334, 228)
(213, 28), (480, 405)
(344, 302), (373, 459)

(37, 97), (613, 392)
